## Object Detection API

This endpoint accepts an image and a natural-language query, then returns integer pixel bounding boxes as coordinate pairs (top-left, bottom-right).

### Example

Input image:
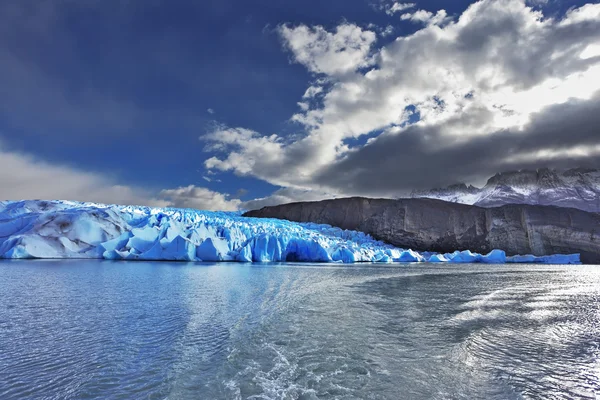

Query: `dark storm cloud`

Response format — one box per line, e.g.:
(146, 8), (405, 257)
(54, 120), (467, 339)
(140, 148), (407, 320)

(453, 2), (600, 91)
(316, 92), (600, 194)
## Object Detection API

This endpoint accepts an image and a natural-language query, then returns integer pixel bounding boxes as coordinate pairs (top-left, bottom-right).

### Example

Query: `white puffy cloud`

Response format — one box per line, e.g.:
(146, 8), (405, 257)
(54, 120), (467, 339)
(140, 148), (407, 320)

(302, 85), (324, 98)
(560, 3), (600, 25)
(278, 23), (377, 76)
(203, 0), (600, 204)
(400, 9), (450, 25)
(386, 2), (416, 15)
(203, 127), (286, 183)
(158, 185), (241, 211)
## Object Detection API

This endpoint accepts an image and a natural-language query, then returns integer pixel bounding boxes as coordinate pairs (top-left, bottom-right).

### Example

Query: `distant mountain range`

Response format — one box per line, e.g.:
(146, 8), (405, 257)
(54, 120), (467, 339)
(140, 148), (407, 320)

(410, 168), (600, 213)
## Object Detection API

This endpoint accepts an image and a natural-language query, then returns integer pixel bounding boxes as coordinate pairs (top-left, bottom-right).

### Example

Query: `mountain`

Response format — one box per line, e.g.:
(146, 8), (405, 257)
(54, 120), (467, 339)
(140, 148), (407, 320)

(244, 197), (600, 263)
(410, 168), (600, 212)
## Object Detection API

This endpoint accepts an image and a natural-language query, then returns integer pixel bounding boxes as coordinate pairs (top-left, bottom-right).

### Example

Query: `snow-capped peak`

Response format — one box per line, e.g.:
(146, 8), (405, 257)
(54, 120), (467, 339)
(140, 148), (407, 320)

(411, 168), (600, 212)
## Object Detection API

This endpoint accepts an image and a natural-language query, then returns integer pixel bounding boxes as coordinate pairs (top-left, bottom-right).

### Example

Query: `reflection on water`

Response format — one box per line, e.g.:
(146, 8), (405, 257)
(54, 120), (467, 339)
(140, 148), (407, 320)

(0, 260), (599, 399)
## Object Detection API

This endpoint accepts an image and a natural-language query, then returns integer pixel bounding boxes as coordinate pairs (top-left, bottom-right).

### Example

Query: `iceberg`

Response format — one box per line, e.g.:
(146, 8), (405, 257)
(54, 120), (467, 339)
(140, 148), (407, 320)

(438, 249), (507, 264)
(427, 254), (449, 263)
(0, 200), (580, 264)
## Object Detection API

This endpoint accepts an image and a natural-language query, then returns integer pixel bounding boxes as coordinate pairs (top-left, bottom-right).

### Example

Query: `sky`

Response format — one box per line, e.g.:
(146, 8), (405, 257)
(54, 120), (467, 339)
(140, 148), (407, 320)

(1, 0), (599, 211)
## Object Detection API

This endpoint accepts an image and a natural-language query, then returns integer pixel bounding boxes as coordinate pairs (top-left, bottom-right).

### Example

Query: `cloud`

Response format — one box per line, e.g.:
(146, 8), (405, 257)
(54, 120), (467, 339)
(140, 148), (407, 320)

(278, 23), (377, 76)
(367, 23), (396, 37)
(381, 25), (395, 37)
(302, 85), (324, 99)
(560, 3), (600, 25)
(207, 108), (215, 114)
(204, 0), (600, 201)
(315, 92), (600, 195)
(0, 143), (237, 211)
(202, 175), (221, 183)
(240, 187), (336, 210)
(386, 2), (416, 15)
(203, 127), (286, 183)
(158, 185), (241, 211)
(0, 144), (168, 207)
(400, 9), (450, 26)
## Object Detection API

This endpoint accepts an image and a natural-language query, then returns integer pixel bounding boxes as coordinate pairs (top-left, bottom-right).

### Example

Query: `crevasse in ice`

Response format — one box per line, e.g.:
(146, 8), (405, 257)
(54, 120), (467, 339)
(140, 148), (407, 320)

(0, 200), (580, 264)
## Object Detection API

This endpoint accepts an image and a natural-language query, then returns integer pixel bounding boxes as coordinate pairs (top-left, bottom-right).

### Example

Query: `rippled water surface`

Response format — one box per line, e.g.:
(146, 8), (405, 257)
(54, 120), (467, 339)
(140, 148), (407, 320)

(1, 261), (600, 399)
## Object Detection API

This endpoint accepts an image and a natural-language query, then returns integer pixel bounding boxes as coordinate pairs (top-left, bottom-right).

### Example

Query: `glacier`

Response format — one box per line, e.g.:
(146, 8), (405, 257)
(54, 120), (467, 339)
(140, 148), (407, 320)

(0, 200), (580, 264)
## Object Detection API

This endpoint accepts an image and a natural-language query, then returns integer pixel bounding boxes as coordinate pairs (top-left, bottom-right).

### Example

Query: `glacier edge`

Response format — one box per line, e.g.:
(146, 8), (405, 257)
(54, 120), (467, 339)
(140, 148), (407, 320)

(0, 200), (580, 264)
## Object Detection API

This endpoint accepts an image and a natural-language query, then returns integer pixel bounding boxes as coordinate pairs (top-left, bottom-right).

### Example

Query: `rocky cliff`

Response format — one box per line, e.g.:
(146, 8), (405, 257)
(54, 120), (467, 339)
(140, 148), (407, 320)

(244, 197), (600, 264)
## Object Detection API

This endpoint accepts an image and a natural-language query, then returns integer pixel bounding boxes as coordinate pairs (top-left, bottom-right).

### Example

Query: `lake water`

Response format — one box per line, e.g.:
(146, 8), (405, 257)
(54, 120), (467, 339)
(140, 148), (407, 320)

(0, 261), (599, 399)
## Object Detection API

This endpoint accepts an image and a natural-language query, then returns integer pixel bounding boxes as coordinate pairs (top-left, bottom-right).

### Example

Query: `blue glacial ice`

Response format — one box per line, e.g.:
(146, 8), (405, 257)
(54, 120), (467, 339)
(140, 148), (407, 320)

(0, 200), (580, 264)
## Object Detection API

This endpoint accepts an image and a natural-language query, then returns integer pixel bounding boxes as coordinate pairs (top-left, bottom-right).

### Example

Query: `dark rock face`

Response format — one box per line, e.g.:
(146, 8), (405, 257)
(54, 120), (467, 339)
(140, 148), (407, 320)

(244, 197), (600, 264)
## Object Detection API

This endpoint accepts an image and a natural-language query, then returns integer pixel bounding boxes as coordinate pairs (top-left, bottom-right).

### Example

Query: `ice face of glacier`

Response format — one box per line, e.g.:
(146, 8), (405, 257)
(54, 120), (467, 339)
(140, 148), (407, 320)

(0, 200), (580, 264)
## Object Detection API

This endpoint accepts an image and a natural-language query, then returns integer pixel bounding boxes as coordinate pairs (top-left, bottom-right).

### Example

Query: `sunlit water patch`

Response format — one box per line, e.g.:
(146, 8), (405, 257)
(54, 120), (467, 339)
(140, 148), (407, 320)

(1, 260), (599, 399)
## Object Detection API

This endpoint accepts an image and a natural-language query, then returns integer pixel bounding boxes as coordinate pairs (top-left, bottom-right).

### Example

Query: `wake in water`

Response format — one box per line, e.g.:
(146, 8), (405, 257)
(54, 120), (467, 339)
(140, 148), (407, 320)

(208, 265), (600, 399)
(451, 280), (600, 399)
(1, 261), (599, 399)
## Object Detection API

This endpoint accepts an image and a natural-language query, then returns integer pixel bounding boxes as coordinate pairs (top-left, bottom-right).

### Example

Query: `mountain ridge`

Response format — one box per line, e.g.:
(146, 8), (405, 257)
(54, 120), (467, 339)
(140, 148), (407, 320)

(410, 168), (600, 212)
